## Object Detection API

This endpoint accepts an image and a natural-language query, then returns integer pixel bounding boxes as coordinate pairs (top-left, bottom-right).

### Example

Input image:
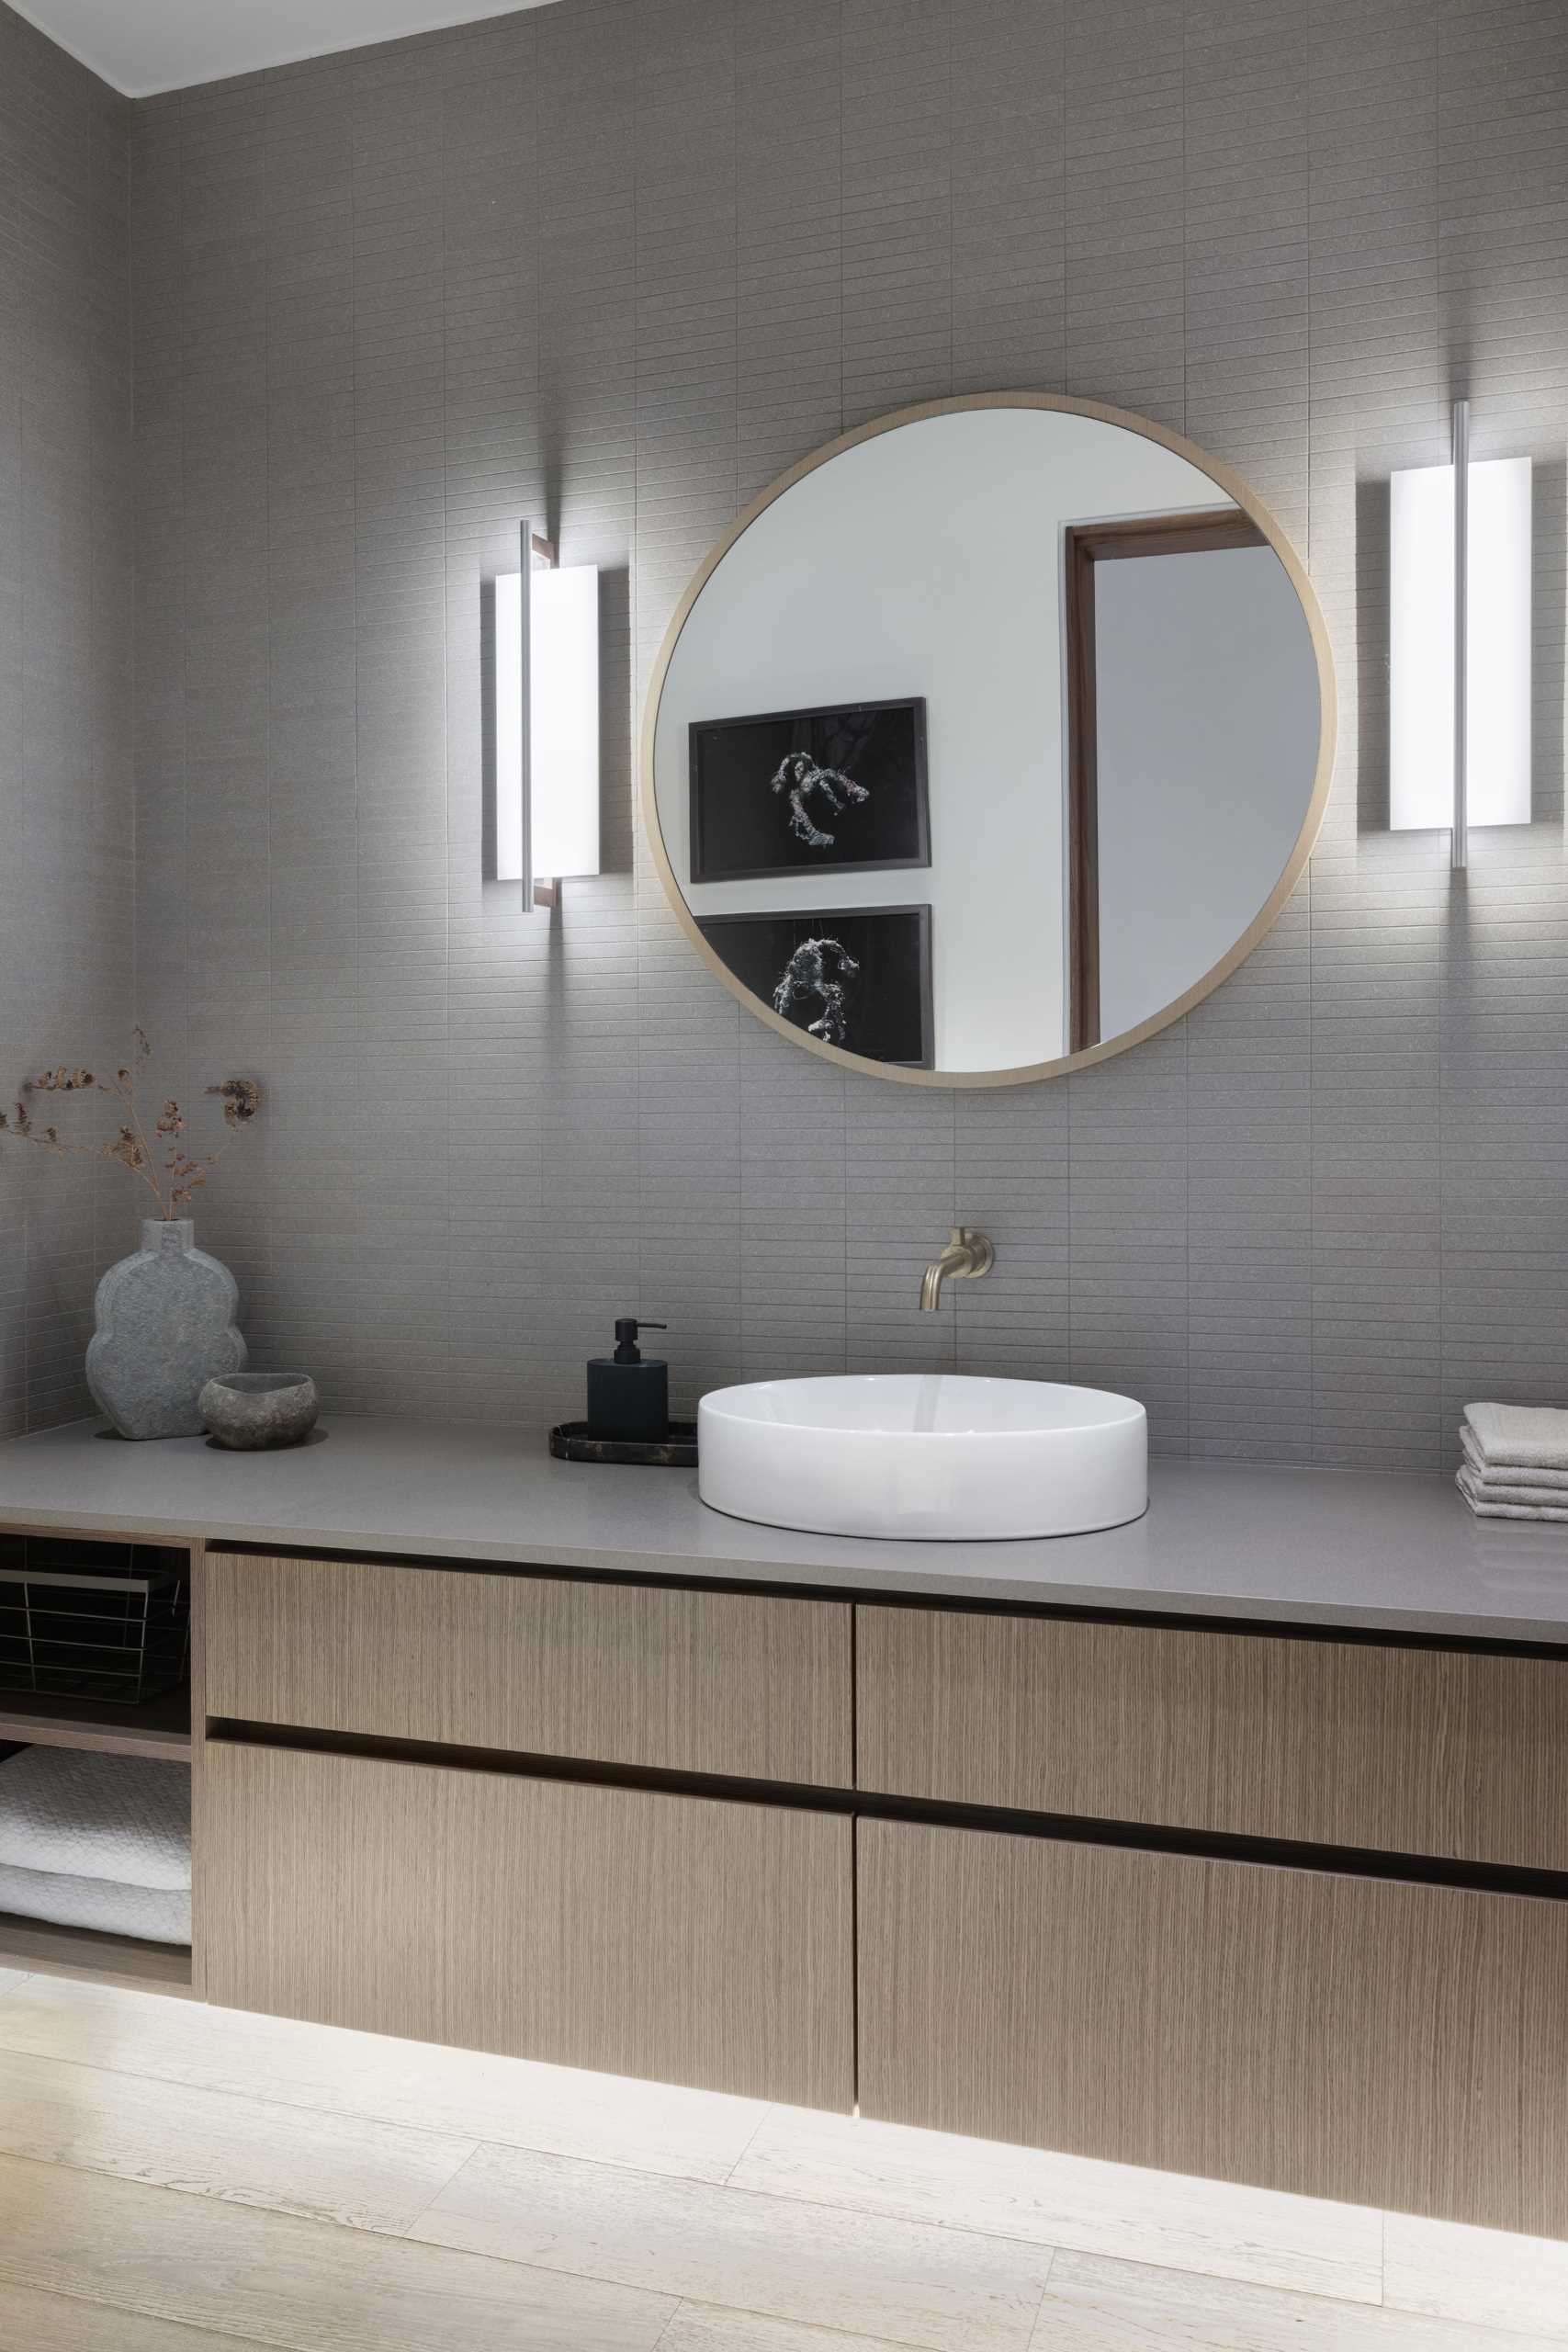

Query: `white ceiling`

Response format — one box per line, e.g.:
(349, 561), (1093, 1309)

(9, 0), (560, 96)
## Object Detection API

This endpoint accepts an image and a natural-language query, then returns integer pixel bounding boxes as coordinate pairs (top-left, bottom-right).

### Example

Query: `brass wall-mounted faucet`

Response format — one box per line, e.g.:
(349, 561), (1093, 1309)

(919, 1227), (996, 1311)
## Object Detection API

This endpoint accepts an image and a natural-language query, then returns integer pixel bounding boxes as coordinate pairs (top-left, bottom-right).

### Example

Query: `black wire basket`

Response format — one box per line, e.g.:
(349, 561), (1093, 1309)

(0, 1537), (190, 1708)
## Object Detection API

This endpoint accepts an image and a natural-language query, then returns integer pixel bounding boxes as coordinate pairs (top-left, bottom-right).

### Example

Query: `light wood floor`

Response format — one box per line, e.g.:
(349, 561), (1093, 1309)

(0, 1967), (1564, 2349)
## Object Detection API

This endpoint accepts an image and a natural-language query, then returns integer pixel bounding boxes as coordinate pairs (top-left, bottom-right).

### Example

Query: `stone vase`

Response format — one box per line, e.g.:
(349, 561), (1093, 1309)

(86, 1219), (247, 1440)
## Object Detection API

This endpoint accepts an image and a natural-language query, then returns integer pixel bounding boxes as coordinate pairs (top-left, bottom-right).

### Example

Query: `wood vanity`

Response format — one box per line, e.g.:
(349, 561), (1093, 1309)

(1, 1419), (1565, 2240)
(200, 1555), (855, 2111)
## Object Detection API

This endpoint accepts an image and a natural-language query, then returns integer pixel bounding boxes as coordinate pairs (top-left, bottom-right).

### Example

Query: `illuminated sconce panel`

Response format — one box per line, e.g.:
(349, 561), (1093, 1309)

(1390, 449), (1531, 840)
(491, 521), (600, 906)
(530, 564), (600, 885)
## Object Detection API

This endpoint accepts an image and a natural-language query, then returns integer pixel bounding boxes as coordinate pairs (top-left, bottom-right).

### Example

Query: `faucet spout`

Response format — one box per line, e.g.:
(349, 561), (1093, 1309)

(919, 1226), (996, 1311)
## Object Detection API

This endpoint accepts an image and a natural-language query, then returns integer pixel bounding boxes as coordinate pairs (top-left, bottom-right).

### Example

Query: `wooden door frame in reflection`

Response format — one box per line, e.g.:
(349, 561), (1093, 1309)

(1064, 506), (1269, 1057)
(639, 390), (1337, 1091)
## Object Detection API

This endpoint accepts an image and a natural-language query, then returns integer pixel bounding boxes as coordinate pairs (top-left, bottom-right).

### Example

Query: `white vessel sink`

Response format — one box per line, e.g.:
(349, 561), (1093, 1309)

(697, 1374), (1148, 1542)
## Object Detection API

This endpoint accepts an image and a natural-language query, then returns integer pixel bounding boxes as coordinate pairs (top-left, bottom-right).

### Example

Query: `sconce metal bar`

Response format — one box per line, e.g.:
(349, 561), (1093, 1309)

(1451, 399), (1470, 871)
(520, 525), (560, 912)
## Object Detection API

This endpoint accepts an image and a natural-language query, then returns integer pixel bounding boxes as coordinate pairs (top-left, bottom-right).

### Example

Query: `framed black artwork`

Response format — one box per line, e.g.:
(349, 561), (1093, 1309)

(689, 698), (929, 885)
(697, 904), (933, 1070)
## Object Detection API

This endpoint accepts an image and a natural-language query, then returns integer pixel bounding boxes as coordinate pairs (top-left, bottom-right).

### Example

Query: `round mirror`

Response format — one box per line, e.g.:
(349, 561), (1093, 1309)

(642, 393), (1335, 1085)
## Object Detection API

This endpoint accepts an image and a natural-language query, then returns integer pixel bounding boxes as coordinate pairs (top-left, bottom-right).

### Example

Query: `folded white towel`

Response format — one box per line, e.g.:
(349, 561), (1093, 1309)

(0, 1860), (189, 1945)
(1458, 1464), (1568, 1522)
(1459, 1453), (1568, 1510)
(1464, 1475), (1568, 1510)
(1464, 1401), (1568, 1474)
(1461, 1423), (1568, 1491)
(0, 1747), (189, 1891)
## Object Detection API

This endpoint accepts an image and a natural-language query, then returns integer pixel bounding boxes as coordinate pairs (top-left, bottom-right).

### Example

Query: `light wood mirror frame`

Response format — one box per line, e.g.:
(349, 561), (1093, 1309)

(639, 390), (1337, 1091)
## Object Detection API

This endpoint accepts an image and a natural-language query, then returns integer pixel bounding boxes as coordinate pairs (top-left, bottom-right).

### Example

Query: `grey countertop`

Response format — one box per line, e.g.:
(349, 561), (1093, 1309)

(1, 1415), (1566, 1643)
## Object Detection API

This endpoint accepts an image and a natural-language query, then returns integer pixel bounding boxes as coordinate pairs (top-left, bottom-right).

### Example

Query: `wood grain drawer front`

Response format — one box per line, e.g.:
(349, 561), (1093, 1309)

(859, 1819), (1568, 2235)
(202, 1741), (853, 2109)
(206, 1552), (851, 1785)
(858, 1606), (1568, 1870)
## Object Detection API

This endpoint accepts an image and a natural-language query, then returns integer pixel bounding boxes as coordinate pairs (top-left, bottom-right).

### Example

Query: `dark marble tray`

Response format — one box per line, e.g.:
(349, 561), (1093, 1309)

(548, 1420), (698, 1469)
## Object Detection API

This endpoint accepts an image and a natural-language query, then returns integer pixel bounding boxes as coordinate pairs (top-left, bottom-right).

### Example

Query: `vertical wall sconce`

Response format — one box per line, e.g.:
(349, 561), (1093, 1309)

(1390, 402), (1531, 868)
(491, 519), (600, 910)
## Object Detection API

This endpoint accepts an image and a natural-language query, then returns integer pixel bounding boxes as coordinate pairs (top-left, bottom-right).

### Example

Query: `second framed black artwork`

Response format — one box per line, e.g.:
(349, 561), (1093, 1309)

(697, 905), (933, 1069)
(689, 698), (929, 884)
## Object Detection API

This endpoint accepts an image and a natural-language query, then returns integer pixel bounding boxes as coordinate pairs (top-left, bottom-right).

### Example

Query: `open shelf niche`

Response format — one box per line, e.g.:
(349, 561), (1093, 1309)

(0, 1525), (195, 1995)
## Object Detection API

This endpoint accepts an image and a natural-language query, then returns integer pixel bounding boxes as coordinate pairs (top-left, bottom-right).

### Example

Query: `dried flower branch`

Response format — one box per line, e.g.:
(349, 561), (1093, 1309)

(0, 1037), (262, 1219)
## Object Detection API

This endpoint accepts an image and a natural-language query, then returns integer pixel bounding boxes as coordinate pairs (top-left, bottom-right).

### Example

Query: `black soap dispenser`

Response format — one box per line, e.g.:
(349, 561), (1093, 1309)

(586, 1318), (670, 1444)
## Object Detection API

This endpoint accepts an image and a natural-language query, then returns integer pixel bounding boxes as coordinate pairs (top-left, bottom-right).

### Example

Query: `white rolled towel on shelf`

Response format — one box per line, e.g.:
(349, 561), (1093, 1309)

(0, 1747), (190, 1890)
(0, 1860), (189, 1944)
(0, 1743), (191, 1946)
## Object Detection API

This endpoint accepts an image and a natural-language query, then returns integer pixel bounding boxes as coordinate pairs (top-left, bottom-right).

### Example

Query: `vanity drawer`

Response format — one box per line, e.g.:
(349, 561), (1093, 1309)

(205, 1552), (851, 1786)
(202, 1740), (853, 2108)
(858, 1818), (1568, 2233)
(857, 1606), (1568, 1870)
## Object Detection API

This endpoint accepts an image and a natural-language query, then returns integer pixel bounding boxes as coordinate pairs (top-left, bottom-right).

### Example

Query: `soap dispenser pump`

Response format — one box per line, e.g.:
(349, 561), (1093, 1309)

(586, 1317), (669, 1444)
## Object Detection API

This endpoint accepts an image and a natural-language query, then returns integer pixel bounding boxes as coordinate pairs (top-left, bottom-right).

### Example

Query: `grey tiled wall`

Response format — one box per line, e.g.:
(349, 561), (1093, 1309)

(118, 0), (1568, 1469)
(0, 6), (134, 1435)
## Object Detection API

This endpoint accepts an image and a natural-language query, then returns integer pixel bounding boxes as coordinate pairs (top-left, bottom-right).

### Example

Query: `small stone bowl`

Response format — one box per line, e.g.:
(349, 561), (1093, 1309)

(199, 1372), (319, 1451)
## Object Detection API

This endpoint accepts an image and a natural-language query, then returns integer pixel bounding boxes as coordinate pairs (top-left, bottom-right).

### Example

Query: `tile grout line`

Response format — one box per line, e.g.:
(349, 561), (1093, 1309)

(0, 2038), (497, 2158)
(720, 2101), (776, 2188)
(0, 2272), (278, 2352)
(392, 2134), (487, 2242)
(1023, 2243), (1060, 2350)
(656, 2292), (918, 2352)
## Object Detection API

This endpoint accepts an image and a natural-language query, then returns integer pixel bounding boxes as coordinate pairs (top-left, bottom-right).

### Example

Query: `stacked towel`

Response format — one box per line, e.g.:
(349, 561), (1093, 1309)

(0, 1747), (190, 1945)
(0, 1862), (189, 1942)
(1457, 1403), (1568, 1522)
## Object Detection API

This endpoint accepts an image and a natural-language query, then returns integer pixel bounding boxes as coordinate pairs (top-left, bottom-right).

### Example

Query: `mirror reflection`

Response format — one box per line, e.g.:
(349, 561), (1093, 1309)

(648, 398), (1331, 1082)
